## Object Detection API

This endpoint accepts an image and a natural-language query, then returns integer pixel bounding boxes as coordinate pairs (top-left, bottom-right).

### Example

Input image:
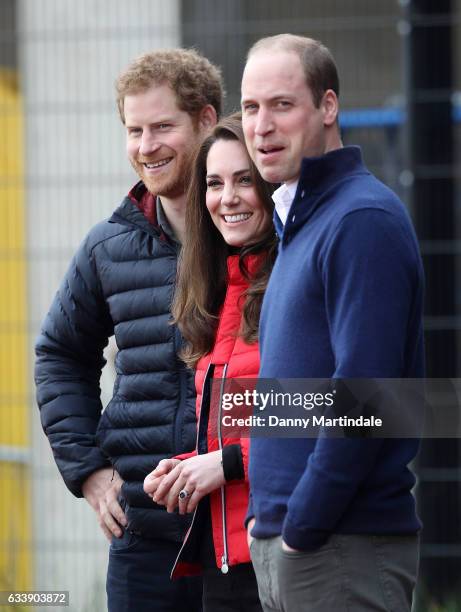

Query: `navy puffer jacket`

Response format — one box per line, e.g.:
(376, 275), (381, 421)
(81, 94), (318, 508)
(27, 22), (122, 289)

(35, 182), (197, 541)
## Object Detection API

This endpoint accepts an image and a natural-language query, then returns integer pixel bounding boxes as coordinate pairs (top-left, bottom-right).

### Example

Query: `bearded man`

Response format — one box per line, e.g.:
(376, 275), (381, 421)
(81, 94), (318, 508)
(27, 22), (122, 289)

(35, 48), (222, 612)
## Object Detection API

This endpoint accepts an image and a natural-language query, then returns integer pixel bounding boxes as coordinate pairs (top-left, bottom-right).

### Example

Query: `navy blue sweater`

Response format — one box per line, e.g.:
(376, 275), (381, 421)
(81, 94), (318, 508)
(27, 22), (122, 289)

(248, 146), (424, 550)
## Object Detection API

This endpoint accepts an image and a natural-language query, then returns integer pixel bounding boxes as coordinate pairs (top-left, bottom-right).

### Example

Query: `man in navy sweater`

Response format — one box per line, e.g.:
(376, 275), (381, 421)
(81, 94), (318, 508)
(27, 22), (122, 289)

(241, 34), (424, 611)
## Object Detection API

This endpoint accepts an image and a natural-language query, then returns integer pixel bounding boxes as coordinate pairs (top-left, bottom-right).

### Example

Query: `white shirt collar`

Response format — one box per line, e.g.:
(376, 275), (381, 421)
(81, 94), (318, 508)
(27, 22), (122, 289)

(272, 180), (299, 225)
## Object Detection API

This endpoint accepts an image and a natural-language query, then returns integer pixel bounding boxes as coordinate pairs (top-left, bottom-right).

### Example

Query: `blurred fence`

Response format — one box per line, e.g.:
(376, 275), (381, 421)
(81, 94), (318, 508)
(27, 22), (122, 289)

(0, 1), (459, 610)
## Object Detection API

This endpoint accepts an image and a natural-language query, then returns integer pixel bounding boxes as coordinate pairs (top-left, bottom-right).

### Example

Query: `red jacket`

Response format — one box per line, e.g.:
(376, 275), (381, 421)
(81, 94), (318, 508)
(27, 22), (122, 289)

(172, 254), (262, 577)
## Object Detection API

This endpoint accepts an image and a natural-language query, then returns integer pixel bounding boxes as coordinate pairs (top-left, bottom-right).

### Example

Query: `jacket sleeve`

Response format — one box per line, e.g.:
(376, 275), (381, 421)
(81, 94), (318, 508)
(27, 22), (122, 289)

(174, 450), (198, 461)
(282, 208), (423, 550)
(35, 232), (114, 498)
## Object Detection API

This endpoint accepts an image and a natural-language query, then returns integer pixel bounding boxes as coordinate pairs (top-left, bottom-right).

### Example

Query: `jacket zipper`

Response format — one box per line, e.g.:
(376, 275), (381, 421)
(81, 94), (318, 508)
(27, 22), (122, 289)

(170, 362), (213, 578)
(173, 326), (188, 454)
(171, 362), (230, 576)
(217, 364), (229, 574)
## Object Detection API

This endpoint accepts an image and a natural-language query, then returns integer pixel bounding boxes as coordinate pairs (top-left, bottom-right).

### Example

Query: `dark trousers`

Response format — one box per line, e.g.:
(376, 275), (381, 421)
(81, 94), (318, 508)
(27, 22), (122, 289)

(202, 563), (263, 612)
(199, 514), (262, 612)
(107, 529), (202, 612)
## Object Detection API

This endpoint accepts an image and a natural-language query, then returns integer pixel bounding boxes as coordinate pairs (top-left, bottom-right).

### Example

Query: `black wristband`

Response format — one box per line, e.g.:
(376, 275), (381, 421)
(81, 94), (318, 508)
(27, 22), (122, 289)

(222, 444), (244, 481)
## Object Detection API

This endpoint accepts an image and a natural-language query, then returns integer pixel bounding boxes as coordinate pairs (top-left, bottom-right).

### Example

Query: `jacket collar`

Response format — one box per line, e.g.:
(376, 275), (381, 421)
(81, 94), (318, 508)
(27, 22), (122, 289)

(109, 181), (170, 242)
(226, 252), (266, 285)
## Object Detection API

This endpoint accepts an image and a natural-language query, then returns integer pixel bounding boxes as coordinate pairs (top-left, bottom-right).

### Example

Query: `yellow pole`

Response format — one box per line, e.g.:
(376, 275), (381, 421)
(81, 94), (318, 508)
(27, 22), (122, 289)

(0, 67), (31, 591)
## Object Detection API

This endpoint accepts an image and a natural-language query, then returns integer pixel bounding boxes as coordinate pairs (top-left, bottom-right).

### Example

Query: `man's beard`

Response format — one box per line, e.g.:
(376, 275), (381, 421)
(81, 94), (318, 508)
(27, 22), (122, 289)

(132, 146), (195, 199)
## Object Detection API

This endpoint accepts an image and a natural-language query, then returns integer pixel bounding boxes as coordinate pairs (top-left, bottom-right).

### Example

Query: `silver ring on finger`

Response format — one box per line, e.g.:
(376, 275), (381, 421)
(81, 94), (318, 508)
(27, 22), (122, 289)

(178, 488), (190, 500)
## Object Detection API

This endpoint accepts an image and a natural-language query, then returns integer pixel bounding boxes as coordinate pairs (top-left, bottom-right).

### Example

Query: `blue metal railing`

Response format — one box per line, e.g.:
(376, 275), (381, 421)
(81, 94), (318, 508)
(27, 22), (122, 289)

(340, 104), (461, 129)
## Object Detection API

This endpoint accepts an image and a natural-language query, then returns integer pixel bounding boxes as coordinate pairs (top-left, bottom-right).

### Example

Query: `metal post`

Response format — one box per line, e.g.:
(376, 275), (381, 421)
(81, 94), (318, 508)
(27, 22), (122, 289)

(405, 0), (460, 605)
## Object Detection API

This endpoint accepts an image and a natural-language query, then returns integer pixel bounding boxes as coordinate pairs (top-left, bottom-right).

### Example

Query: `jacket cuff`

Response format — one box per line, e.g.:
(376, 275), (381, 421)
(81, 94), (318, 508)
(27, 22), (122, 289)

(282, 515), (331, 551)
(69, 456), (112, 498)
(222, 444), (244, 481)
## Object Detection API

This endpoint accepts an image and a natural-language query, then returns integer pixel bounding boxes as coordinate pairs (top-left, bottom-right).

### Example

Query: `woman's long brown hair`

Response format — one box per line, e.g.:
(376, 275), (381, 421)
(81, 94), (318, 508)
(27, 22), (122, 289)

(172, 112), (277, 368)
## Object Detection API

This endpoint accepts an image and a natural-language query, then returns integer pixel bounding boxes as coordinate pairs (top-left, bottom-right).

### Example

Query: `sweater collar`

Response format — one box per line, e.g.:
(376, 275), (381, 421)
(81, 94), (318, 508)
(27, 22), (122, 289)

(297, 145), (366, 198)
(277, 146), (368, 242)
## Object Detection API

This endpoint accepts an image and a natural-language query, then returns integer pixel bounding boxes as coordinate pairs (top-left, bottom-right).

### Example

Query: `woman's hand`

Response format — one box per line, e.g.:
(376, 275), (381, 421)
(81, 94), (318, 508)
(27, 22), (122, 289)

(143, 458), (181, 499)
(152, 451), (225, 514)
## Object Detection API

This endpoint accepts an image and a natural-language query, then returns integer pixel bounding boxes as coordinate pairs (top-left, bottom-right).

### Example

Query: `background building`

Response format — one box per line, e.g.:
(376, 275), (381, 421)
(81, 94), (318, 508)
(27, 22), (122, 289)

(0, 1), (459, 610)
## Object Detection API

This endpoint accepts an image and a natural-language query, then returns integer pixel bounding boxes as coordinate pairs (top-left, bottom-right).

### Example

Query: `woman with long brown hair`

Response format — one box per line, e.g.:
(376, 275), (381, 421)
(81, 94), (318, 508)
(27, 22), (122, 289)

(144, 113), (276, 611)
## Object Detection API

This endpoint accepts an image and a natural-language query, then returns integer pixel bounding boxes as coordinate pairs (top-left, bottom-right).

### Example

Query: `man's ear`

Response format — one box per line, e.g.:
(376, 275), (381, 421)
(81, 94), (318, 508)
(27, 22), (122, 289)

(322, 90), (339, 127)
(198, 104), (218, 131)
